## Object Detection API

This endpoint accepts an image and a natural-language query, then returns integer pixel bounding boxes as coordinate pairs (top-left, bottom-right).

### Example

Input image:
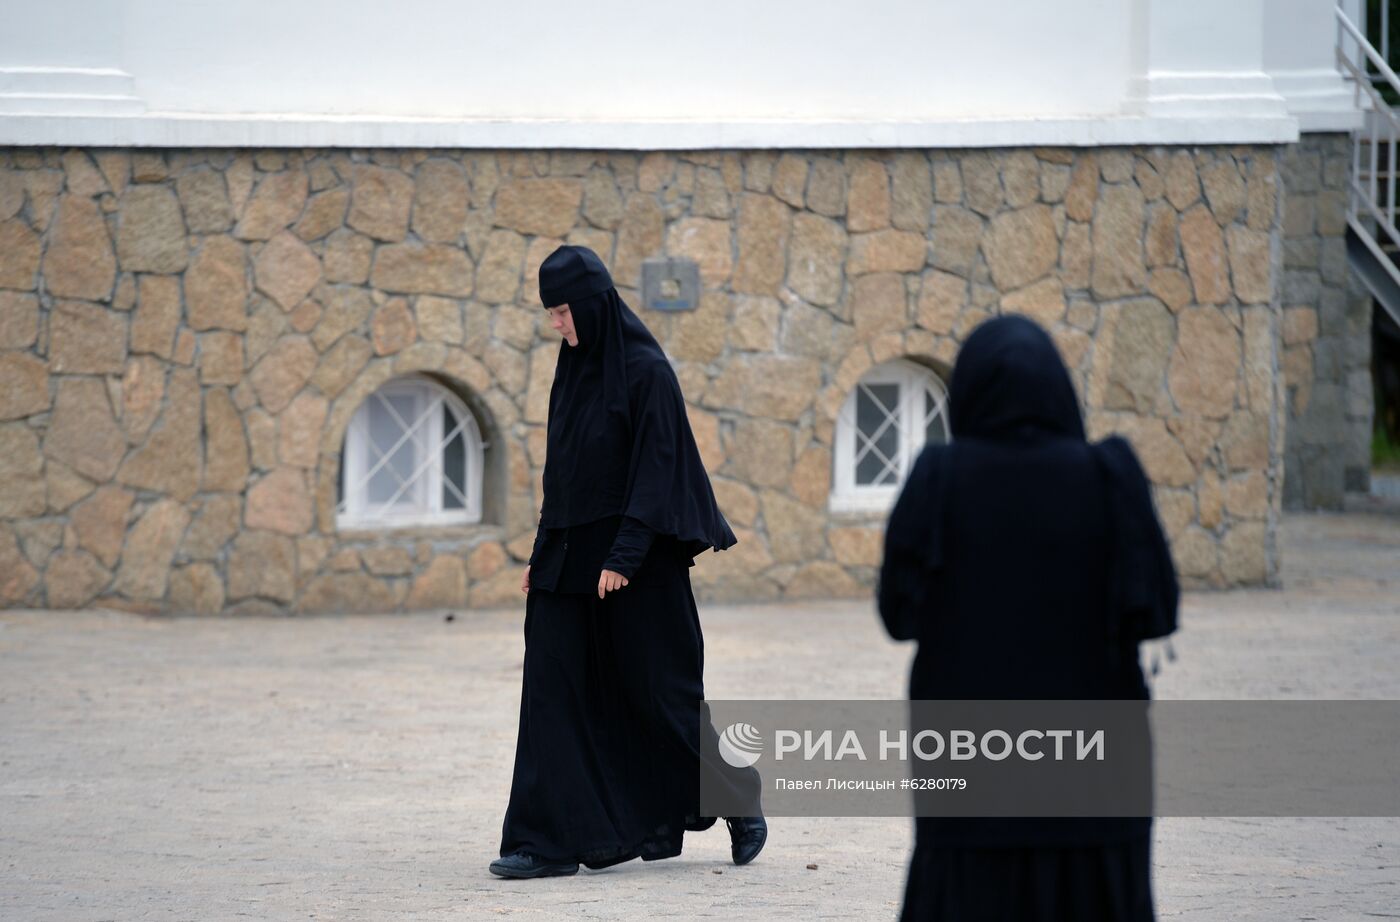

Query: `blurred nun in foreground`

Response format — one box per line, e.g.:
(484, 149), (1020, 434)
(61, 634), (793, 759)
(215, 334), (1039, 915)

(878, 315), (1179, 921)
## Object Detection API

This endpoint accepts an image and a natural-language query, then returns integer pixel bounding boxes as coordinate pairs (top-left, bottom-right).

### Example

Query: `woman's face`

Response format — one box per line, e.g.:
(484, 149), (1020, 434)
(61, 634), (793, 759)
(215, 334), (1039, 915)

(547, 304), (578, 347)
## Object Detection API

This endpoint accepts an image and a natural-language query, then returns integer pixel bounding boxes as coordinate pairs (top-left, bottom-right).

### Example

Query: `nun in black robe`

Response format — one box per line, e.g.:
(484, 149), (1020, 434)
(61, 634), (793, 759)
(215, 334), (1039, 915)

(877, 315), (1179, 921)
(493, 245), (765, 878)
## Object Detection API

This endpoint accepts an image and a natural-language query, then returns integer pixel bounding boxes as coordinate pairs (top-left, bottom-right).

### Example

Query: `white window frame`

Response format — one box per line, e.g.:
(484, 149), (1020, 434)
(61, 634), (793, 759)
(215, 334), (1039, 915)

(830, 359), (950, 514)
(336, 375), (485, 530)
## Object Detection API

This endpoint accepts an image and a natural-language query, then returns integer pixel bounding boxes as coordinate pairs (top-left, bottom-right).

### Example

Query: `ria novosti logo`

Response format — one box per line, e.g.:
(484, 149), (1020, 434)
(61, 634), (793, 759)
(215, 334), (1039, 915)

(718, 722), (764, 768)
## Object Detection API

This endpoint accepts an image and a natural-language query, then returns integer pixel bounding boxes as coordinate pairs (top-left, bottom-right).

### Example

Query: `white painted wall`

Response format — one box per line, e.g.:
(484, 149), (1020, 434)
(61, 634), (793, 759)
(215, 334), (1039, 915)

(0, 0), (1362, 147)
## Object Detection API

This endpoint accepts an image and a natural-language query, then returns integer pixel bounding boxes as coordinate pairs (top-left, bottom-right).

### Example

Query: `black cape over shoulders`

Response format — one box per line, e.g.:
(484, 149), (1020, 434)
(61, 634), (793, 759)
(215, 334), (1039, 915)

(538, 283), (736, 561)
(877, 316), (1177, 921)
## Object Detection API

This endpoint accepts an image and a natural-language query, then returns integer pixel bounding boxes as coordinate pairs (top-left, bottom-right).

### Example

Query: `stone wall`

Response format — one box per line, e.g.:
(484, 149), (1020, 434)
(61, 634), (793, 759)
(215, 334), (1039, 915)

(1278, 133), (1374, 509)
(0, 144), (1285, 614)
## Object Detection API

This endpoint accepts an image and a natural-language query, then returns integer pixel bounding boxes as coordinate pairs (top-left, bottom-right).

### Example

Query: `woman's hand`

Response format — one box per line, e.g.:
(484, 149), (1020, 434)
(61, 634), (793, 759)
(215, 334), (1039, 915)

(521, 565), (531, 594)
(598, 569), (629, 599)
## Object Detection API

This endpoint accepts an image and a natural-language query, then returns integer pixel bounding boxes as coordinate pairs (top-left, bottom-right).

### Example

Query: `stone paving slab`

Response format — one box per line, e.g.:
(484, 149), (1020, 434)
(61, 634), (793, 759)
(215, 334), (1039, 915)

(2, 512), (1399, 920)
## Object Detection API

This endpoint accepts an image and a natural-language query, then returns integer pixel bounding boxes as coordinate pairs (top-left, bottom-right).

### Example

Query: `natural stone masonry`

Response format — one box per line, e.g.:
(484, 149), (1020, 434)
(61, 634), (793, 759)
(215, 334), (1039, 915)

(1277, 133), (1374, 509)
(0, 144), (1288, 614)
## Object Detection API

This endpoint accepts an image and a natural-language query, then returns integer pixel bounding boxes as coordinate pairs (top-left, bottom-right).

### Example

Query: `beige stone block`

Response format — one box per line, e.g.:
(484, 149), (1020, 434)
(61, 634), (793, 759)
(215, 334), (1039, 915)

(496, 179), (583, 237)
(1091, 184), (1147, 298)
(1153, 487), (1195, 539)
(292, 187), (349, 242)
(613, 195), (664, 288)
(1201, 159), (1247, 226)
(411, 159), (469, 243)
(1220, 521), (1267, 584)
(787, 213), (847, 306)
(467, 565), (527, 610)
(254, 231), (322, 311)
(1198, 468), (1223, 529)
(362, 546), (414, 576)
(416, 295), (462, 344)
(783, 561), (860, 599)
(0, 290), (38, 348)
(709, 354), (820, 422)
(1246, 154), (1278, 231)
(246, 467), (313, 536)
(666, 217), (732, 286)
(789, 445), (832, 507)
(115, 186), (188, 273)
(404, 555), (467, 609)
(1168, 306), (1240, 419)
(113, 498), (189, 601)
(1105, 415), (1195, 487)
(849, 273), (906, 341)
(848, 229), (926, 275)
(771, 154), (808, 208)
(729, 295), (780, 352)
(1000, 277), (1066, 327)
(49, 300), (126, 374)
(981, 204), (1057, 290)
(203, 388), (251, 492)
(43, 376), (123, 480)
(474, 229), (525, 304)
(227, 530), (296, 602)
(1164, 151), (1201, 211)
(187, 236), (250, 330)
(312, 335), (371, 398)
(127, 275), (177, 358)
(371, 297), (416, 355)
(1000, 150), (1040, 209)
(1165, 416), (1222, 470)
(847, 159), (891, 231)
(120, 355), (165, 444)
(346, 164), (413, 242)
(290, 299), (322, 332)
(1063, 155), (1098, 222)
(310, 285), (373, 351)
(44, 196), (116, 300)
(323, 229), (374, 284)
(733, 194), (790, 295)
(1135, 158), (1165, 201)
(1145, 204), (1178, 268)
(277, 391), (327, 469)
(371, 242), (473, 297)
(1178, 205), (1230, 306)
(725, 418), (794, 489)
(521, 236), (562, 308)
(891, 152), (933, 230)
(670, 294), (729, 363)
(0, 525), (40, 604)
(1171, 525), (1218, 580)
(169, 563), (225, 614)
(231, 170), (308, 241)
(251, 336), (318, 413)
(760, 490), (827, 564)
(1240, 306), (1275, 413)
(466, 542), (507, 581)
(1058, 220), (1091, 290)
(1093, 297), (1173, 413)
(712, 477), (759, 528)
(44, 460), (95, 513)
(0, 423), (46, 518)
(176, 168), (232, 234)
(1147, 268), (1192, 313)
(117, 367), (203, 500)
(829, 526), (882, 567)
(1226, 225), (1271, 304)
(582, 167), (624, 230)
(960, 153), (1003, 216)
(1220, 411), (1269, 471)
(198, 331), (244, 385)
(806, 156), (846, 217)
(1282, 306), (1318, 346)
(46, 550), (112, 609)
(638, 153), (675, 192)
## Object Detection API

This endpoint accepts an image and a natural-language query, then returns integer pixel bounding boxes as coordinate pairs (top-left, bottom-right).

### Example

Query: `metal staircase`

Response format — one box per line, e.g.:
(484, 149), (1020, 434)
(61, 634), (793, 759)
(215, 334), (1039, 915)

(1337, 2), (1400, 331)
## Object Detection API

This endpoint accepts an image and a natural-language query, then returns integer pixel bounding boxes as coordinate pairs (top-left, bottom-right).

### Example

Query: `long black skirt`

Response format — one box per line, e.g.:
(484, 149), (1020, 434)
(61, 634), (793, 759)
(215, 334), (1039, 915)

(499, 555), (760, 868)
(899, 833), (1155, 921)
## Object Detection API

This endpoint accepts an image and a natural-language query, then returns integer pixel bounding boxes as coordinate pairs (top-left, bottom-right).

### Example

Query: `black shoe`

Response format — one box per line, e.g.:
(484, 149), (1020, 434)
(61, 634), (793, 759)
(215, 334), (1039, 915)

(488, 851), (580, 879)
(726, 815), (767, 866)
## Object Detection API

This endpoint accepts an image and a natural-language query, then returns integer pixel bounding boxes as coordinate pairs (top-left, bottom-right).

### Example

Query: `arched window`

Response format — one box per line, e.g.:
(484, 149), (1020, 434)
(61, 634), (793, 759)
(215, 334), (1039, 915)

(336, 375), (484, 529)
(831, 359), (950, 513)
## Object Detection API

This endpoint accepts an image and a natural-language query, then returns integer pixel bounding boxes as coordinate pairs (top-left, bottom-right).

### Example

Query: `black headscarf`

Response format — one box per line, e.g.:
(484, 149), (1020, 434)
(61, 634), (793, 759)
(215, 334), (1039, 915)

(537, 245), (736, 559)
(948, 314), (1086, 441)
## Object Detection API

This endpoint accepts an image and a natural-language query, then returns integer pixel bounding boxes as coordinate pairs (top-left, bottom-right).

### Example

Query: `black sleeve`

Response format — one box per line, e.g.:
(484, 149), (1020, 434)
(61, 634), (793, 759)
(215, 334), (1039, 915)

(602, 515), (656, 579)
(877, 447), (945, 642)
(1095, 437), (1180, 641)
(529, 519), (546, 567)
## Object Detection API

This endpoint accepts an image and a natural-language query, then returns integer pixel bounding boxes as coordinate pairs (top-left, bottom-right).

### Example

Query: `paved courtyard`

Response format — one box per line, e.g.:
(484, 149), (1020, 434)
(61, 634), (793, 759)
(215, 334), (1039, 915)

(3, 511), (1399, 921)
